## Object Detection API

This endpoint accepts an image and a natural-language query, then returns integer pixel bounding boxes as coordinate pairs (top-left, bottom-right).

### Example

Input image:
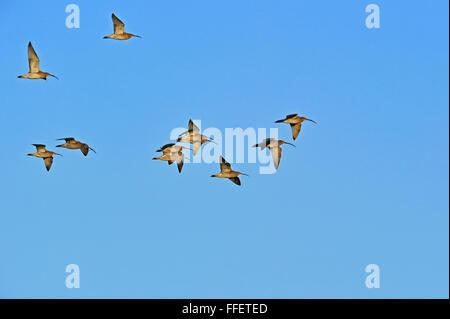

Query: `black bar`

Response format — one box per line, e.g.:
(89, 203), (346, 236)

(1, 299), (448, 316)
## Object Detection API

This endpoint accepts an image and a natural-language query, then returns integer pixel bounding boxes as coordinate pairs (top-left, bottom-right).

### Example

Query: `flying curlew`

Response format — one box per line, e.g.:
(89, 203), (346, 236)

(18, 42), (58, 80)
(27, 144), (62, 171)
(177, 119), (215, 155)
(275, 114), (316, 140)
(103, 13), (141, 40)
(153, 143), (189, 173)
(56, 137), (96, 156)
(211, 156), (248, 186)
(253, 138), (295, 170)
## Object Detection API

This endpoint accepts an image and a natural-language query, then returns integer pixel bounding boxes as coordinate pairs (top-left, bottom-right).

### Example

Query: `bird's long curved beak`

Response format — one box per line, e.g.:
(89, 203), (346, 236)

(49, 74), (59, 80)
(307, 118), (317, 124)
(54, 152), (63, 156)
(286, 142), (296, 147)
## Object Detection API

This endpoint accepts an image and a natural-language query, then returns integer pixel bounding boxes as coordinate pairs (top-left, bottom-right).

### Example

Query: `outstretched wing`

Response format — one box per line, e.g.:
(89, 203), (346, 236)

(28, 42), (40, 73)
(253, 138), (271, 150)
(157, 143), (175, 152)
(252, 143), (262, 150)
(229, 177), (241, 186)
(192, 141), (201, 155)
(175, 152), (184, 173)
(112, 14), (125, 34)
(188, 119), (200, 133)
(57, 137), (75, 142)
(286, 113), (298, 119)
(33, 144), (46, 152)
(44, 157), (53, 171)
(220, 156), (232, 173)
(270, 146), (282, 170)
(80, 144), (89, 156)
(290, 123), (302, 140)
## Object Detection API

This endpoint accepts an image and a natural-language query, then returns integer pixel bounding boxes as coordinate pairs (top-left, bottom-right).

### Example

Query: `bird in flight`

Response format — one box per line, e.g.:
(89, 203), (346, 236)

(177, 119), (215, 155)
(103, 13), (141, 40)
(253, 138), (295, 170)
(211, 156), (248, 186)
(153, 144), (190, 173)
(56, 138), (96, 156)
(27, 144), (62, 171)
(18, 42), (58, 80)
(275, 114), (316, 140)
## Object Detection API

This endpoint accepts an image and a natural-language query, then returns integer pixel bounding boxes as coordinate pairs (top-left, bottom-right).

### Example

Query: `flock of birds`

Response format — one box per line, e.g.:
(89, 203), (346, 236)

(20, 13), (316, 185)
(27, 138), (96, 171)
(18, 14), (138, 80)
(153, 115), (316, 186)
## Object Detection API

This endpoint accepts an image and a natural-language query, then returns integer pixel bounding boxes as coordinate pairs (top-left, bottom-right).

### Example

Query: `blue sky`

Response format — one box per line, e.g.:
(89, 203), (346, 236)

(0, 0), (448, 298)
